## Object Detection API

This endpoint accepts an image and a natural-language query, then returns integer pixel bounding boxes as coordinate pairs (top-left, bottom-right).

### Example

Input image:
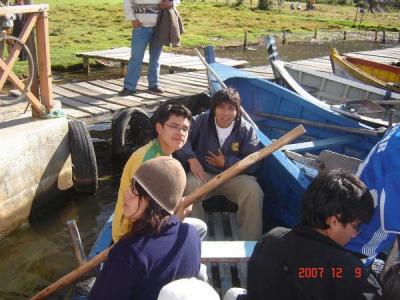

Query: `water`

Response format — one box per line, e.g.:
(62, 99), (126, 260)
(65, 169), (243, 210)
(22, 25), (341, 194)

(0, 39), (399, 299)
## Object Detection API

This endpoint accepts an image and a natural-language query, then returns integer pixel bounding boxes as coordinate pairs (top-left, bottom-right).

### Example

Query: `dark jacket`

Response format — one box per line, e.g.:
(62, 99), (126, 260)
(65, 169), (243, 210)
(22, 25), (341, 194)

(247, 225), (382, 300)
(175, 110), (262, 175)
(154, 6), (184, 47)
(88, 216), (201, 300)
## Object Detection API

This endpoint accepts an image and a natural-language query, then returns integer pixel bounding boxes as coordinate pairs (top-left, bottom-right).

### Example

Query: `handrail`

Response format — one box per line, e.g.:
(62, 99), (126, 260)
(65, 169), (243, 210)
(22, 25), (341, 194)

(0, 4), (48, 15)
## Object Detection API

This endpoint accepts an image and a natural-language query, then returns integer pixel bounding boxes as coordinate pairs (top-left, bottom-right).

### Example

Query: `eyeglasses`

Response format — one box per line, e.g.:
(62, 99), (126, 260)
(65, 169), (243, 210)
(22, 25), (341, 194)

(349, 222), (362, 234)
(164, 123), (190, 134)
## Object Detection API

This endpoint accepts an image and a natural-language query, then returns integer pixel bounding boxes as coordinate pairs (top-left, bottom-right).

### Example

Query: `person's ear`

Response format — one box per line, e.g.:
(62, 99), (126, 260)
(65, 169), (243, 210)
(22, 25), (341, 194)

(155, 122), (162, 135)
(327, 215), (342, 229)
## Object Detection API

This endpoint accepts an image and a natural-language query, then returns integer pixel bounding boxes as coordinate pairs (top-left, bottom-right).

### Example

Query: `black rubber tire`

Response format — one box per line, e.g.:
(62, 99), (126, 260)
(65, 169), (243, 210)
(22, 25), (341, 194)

(111, 108), (152, 159)
(68, 120), (98, 194)
(188, 93), (211, 116)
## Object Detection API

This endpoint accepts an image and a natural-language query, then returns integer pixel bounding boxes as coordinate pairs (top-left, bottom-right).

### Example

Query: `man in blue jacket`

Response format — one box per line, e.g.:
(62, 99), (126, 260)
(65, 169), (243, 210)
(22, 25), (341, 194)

(176, 88), (263, 240)
(345, 124), (400, 270)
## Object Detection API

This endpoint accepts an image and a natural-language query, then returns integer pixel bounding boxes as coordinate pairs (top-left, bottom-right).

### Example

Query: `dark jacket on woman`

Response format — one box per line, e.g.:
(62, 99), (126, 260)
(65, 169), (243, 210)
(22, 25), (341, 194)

(247, 225), (382, 300)
(88, 216), (201, 300)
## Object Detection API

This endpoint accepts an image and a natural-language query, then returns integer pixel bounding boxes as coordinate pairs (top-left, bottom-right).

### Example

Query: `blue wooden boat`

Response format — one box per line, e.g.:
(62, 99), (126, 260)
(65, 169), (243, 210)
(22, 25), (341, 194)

(203, 45), (382, 230)
(71, 47), (386, 299)
(86, 48), (384, 250)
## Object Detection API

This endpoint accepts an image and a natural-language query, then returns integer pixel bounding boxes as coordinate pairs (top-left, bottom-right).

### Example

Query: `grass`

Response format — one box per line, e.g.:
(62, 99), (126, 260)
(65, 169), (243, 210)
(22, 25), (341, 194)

(15, 0), (400, 71)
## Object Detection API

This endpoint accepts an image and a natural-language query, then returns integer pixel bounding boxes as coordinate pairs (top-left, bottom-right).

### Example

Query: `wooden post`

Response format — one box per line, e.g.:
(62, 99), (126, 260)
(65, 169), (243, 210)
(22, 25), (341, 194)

(243, 30), (248, 50)
(353, 7), (358, 25)
(282, 29), (287, 44)
(343, 31), (347, 40)
(374, 30), (378, 41)
(83, 56), (90, 74)
(120, 62), (127, 76)
(314, 28), (317, 39)
(382, 30), (386, 43)
(35, 10), (53, 112)
(25, 0), (40, 101)
(398, 31), (400, 43)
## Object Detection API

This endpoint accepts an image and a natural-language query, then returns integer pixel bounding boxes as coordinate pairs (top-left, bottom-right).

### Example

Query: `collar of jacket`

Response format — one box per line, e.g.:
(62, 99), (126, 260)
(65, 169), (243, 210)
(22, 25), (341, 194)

(293, 224), (346, 251)
(207, 109), (241, 135)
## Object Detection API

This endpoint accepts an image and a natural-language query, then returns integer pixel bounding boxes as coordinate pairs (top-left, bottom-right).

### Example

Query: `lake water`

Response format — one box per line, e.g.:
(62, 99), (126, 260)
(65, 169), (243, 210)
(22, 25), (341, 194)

(0, 39), (398, 299)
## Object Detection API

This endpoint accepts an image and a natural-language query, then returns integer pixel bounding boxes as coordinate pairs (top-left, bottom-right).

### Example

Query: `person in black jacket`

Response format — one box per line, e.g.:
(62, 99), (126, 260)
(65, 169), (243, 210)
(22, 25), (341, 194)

(247, 170), (382, 300)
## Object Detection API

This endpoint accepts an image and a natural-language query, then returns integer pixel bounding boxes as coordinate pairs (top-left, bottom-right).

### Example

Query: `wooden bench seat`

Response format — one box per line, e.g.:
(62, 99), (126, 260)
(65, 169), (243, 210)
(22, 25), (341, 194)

(201, 241), (256, 263)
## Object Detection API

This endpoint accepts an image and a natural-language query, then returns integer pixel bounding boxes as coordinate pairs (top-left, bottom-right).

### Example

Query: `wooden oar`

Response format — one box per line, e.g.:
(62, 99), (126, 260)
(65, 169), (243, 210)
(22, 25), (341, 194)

(31, 125), (306, 300)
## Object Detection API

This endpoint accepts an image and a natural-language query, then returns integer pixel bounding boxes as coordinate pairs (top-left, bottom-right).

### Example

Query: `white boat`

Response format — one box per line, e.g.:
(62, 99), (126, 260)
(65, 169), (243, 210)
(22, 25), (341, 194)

(266, 36), (400, 127)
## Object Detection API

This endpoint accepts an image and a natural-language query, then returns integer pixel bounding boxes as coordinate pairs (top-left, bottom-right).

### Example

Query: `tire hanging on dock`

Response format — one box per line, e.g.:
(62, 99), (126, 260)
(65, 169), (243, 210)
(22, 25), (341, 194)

(68, 120), (98, 194)
(188, 93), (211, 116)
(111, 108), (153, 160)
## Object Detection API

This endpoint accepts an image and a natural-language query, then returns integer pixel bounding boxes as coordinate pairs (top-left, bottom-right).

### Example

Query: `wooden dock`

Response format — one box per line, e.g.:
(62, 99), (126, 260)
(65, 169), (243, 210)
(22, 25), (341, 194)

(2, 46), (400, 124)
(76, 48), (248, 74)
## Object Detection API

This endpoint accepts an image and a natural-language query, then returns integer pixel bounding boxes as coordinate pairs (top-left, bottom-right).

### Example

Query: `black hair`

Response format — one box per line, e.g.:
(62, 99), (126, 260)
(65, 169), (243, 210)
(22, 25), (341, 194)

(151, 103), (192, 138)
(153, 102), (192, 126)
(122, 179), (170, 240)
(300, 170), (374, 229)
(210, 88), (241, 120)
(381, 262), (400, 300)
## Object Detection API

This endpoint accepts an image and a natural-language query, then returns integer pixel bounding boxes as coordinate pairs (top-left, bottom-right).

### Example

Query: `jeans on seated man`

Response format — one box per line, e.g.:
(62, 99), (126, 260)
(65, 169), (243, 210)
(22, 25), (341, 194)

(176, 88), (263, 240)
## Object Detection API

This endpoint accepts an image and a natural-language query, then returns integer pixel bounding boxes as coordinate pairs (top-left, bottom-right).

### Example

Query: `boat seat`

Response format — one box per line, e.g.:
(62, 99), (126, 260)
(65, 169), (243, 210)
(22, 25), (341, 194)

(302, 85), (320, 94)
(201, 241), (256, 263)
(281, 134), (359, 152)
(285, 149), (362, 174)
(205, 211), (249, 297)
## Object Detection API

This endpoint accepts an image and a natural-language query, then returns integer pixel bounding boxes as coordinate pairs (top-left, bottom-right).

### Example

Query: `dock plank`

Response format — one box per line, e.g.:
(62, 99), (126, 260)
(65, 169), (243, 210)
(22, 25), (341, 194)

(76, 48), (248, 72)
(53, 86), (125, 112)
(3, 46), (400, 124)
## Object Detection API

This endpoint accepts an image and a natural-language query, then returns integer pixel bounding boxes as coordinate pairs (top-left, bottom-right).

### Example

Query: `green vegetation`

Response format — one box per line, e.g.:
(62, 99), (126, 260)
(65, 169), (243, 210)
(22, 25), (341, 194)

(22, 0), (400, 70)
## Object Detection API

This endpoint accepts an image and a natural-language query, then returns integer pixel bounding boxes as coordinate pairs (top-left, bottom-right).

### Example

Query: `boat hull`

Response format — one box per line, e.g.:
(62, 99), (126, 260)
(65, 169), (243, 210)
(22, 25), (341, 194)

(204, 49), (380, 228)
(345, 55), (400, 84)
(283, 62), (400, 125)
(330, 48), (400, 93)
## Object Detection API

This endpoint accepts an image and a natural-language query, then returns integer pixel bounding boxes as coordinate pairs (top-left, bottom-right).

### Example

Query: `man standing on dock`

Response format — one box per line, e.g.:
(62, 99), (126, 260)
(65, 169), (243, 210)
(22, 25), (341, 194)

(119, 0), (179, 96)
(112, 104), (207, 242)
(175, 88), (264, 240)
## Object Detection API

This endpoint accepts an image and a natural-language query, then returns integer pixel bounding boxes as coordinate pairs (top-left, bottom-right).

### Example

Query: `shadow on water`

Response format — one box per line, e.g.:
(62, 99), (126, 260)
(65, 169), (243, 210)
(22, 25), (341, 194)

(0, 39), (399, 298)
(0, 128), (120, 300)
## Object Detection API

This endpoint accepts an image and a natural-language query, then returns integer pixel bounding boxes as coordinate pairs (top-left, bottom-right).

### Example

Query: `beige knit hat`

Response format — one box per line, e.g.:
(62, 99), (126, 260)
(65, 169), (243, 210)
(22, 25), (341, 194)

(134, 156), (186, 214)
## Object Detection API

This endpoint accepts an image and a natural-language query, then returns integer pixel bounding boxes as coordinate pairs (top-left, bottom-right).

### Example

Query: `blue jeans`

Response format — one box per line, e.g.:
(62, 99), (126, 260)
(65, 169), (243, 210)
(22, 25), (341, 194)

(124, 26), (163, 91)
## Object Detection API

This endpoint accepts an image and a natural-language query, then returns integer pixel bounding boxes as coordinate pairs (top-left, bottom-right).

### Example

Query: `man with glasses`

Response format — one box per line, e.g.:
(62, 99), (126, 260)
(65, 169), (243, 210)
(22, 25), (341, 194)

(246, 170), (382, 300)
(112, 103), (207, 243)
(175, 88), (263, 240)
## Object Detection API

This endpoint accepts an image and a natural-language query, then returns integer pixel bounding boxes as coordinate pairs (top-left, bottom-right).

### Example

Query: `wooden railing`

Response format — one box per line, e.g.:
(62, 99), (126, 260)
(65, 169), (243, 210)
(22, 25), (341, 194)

(0, 4), (53, 116)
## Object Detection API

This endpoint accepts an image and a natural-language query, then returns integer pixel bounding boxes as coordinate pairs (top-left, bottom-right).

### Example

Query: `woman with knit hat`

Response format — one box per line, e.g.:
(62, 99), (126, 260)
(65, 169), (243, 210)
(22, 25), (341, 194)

(88, 156), (201, 300)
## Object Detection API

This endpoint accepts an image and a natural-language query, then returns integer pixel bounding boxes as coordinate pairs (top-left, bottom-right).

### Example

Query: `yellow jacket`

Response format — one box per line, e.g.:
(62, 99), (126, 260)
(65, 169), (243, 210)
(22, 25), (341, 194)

(112, 139), (166, 242)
